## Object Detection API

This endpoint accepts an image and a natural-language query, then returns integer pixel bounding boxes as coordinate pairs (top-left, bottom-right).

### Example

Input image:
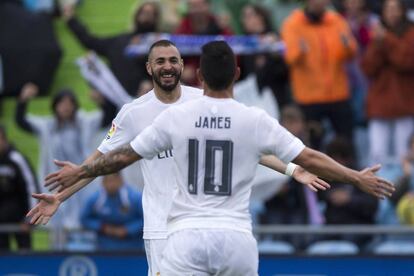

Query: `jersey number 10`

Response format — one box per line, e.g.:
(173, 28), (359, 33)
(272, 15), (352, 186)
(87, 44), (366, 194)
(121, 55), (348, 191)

(188, 139), (233, 196)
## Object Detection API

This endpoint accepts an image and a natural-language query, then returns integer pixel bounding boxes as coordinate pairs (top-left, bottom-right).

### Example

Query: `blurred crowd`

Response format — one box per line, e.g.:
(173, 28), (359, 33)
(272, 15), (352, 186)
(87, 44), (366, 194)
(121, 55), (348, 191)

(1, 0), (414, 253)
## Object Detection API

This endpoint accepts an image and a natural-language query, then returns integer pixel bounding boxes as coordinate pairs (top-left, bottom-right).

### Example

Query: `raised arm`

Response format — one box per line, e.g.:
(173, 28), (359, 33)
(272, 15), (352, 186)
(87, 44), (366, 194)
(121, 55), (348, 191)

(15, 83), (39, 134)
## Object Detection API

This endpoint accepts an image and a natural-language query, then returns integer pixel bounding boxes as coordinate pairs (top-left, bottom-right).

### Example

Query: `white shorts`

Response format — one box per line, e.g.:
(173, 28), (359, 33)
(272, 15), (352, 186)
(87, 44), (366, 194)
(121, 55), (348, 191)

(161, 229), (258, 276)
(145, 239), (168, 276)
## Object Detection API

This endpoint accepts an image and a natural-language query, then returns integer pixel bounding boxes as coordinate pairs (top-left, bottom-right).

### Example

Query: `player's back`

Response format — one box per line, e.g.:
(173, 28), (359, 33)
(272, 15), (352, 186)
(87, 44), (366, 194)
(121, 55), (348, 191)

(162, 96), (304, 234)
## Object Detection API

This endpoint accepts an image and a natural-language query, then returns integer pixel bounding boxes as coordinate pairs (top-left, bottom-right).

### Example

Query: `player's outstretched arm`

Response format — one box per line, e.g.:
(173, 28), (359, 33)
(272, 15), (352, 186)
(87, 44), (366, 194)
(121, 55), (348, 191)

(27, 150), (103, 225)
(44, 143), (141, 189)
(293, 147), (395, 199)
(259, 155), (331, 192)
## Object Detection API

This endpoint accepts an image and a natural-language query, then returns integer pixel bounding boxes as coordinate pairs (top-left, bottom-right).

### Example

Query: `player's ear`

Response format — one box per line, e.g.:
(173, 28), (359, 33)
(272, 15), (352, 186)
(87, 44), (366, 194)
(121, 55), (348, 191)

(234, 67), (241, 81)
(146, 61), (152, 76)
(196, 68), (203, 83)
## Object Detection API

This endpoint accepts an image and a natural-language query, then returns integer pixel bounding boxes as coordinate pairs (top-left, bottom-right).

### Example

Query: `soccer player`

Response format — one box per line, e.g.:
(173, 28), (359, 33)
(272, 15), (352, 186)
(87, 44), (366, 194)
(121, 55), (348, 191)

(36, 41), (395, 275)
(27, 40), (328, 275)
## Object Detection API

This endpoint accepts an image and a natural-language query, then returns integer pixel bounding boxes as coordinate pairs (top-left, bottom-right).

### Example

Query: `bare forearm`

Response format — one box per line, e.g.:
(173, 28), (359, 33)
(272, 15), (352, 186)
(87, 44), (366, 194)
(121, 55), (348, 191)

(294, 148), (360, 185)
(80, 144), (140, 178)
(56, 150), (102, 202)
(259, 155), (287, 174)
(57, 177), (94, 202)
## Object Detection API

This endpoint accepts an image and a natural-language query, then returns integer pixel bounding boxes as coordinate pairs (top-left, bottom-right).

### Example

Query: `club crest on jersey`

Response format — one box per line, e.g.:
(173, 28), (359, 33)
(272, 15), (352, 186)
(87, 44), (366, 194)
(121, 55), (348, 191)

(105, 122), (117, 140)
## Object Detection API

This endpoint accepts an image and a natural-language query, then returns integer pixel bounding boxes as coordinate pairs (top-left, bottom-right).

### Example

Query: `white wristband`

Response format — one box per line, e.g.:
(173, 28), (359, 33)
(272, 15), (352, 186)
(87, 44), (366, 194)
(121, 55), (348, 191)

(285, 163), (298, 177)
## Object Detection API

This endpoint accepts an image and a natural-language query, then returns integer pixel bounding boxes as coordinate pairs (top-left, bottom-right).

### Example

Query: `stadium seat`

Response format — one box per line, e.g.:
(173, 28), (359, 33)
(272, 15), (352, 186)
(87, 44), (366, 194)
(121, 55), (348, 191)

(373, 240), (414, 255)
(306, 240), (359, 255)
(258, 240), (295, 254)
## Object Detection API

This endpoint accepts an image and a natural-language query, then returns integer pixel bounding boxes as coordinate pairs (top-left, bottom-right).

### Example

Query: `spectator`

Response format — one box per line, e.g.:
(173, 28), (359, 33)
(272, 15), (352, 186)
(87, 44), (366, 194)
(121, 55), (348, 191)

(175, 0), (232, 86)
(342, 0), (378, 124)
(260, 105), (320, 249)
(14, 83), (114, 231)
(238, 3), (291, 109)
(389, 134), (414, 207)
(361, 0), (414, 165)
(281, 0), (357, 150)
(62, 1), (160, 96)
(80, 173), (143, 251)
(320, 137), (378, 248)
(0, 124), (39, 251)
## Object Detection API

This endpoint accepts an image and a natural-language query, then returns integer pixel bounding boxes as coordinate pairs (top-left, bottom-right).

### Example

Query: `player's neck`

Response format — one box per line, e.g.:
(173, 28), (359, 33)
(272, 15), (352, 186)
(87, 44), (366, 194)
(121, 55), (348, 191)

(204, 87), (233, 99)
(154, 85), (182, 104)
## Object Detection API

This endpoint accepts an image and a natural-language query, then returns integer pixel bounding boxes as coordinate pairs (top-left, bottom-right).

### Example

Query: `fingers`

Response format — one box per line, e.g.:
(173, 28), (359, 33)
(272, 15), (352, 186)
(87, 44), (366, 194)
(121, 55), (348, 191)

(310, 181), (327, 191)
(30, 212), (42, 225)
(306, 184), (318, 192)
(54, 159), (70, 167)
(379, 178), (395, 193)
(33, 215), (44, 225)
(31, 193), (47, 200)
(317, 178), (331, 189)
(26, 206), (38, 218)
(41, 216), (50, 225)
(369, 164), (382, 173)
(45, 172), (60, 186)
(47, 181), (62, 192)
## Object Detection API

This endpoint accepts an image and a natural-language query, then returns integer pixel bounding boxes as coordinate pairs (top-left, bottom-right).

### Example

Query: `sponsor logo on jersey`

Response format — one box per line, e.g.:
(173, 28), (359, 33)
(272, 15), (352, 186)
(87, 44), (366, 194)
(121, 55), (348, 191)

(105, 122), (117, 140)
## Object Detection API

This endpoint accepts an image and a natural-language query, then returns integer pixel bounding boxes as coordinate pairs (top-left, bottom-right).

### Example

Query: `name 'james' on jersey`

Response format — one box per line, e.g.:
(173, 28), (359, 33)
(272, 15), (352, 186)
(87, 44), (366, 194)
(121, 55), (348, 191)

(131, 96), (305, 235)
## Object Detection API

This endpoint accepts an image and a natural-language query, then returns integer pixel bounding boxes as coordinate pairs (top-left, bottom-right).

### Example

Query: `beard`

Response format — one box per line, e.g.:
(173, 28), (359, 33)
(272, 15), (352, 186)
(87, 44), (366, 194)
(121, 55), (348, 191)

(152, 68), (181, 92)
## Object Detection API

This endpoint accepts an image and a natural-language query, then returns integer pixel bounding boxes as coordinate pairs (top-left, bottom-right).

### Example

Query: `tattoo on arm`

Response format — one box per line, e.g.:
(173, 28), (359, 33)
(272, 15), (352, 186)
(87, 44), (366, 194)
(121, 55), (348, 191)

(80, 144), (139, 178)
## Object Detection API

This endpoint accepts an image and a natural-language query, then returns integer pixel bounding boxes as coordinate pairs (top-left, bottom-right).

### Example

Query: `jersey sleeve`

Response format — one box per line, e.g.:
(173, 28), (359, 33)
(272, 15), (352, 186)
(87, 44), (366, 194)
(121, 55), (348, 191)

(256, 111), (305, 163)
(130, 108), (173, 159)
(97, 105), (134, 154)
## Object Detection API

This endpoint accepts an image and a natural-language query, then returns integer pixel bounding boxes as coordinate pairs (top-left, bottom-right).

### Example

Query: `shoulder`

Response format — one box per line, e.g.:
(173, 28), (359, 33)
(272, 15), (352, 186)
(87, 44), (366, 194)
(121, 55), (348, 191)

(181, 85), (203, 97)
(116, 91), (155, 121)
(283, 9), (305, 27)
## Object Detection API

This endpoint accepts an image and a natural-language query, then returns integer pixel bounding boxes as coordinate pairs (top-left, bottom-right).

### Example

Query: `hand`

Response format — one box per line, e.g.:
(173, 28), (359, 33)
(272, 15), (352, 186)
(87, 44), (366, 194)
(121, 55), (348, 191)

(102, 224), (127, 238)
(44, 160), (82, 192)
(356, 164), (395, 199)
(19, 83), (39, 102)
(61, 4), (75, 21)
(90, 89), (105, 105)
(26, 193), (61, 225)
(292, 165), (331, 192)
(371, 22), (386, 42)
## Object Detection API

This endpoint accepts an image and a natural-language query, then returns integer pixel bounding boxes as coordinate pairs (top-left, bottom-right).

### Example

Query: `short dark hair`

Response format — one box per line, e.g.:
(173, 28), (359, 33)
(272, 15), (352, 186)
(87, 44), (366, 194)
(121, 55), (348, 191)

(200, 41), (236, 90)
(148, 39), (178, 60)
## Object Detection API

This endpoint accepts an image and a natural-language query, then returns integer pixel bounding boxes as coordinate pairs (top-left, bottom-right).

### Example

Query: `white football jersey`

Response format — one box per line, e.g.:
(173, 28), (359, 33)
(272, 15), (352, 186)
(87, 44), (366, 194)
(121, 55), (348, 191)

(131, 96), (305, 234)
(98, 86), (202, 239)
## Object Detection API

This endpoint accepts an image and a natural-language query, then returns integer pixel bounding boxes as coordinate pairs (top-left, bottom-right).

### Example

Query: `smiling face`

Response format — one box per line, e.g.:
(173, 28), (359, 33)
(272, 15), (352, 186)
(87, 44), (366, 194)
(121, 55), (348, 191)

(146, 45), (183, 92)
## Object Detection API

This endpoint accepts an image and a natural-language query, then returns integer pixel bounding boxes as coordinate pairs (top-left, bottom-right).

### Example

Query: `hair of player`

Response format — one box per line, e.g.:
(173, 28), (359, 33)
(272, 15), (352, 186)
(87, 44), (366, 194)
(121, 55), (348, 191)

(148, 39), (178, 60)
(200, 41), (236, 90)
